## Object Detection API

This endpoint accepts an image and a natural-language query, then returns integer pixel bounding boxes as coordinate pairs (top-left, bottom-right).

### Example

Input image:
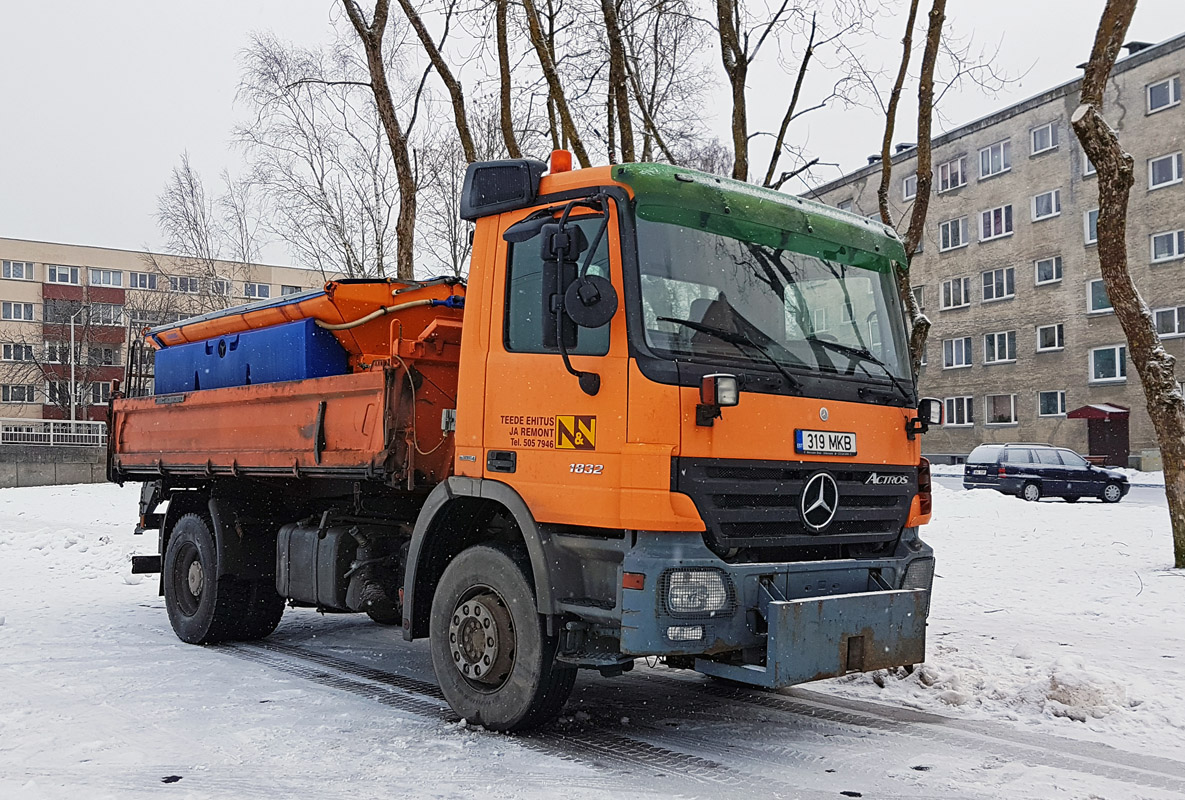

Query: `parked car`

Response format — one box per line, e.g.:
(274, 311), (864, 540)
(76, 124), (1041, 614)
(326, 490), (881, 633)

(963, 443), (1130, 503)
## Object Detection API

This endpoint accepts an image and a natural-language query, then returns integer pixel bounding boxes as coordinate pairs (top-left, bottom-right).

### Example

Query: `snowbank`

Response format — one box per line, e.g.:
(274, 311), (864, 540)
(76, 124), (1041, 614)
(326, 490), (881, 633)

(820, 482), (1185, 761)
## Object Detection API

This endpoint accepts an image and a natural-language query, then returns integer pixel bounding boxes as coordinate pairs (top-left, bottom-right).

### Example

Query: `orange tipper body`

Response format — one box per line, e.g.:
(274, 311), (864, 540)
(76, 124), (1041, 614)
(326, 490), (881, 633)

(110, 156), (937, 729)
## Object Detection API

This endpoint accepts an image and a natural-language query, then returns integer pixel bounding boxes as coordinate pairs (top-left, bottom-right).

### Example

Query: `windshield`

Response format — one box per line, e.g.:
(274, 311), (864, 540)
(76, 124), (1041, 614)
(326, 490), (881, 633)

(635, 217), (912, 384)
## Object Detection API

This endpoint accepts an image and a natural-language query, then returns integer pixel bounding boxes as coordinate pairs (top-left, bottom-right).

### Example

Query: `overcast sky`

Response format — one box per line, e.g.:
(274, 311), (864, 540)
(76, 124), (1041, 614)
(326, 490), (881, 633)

(1, 1), (1181, 264)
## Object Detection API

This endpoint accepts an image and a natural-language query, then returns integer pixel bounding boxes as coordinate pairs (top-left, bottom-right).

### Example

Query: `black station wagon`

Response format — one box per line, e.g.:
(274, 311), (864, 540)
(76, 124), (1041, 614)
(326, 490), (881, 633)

(963, 443), (1130, 503)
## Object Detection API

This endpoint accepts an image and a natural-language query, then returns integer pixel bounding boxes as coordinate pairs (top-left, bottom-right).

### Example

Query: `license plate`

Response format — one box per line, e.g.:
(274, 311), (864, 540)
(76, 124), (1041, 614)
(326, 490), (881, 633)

(971, 468), (987, 475)
(795, 429), (857, 456)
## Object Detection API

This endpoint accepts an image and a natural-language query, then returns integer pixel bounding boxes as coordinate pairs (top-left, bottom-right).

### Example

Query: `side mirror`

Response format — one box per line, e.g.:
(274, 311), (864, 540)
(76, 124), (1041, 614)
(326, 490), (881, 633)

(918, 397), (943, 425)
(907, 397), (942, 439)
(564, 275), (618, 329)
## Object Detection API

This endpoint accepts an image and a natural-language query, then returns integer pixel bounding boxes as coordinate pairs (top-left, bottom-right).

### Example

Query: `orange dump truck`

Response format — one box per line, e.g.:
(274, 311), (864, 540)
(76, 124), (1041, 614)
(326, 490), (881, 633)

(111, 155), (941, 730)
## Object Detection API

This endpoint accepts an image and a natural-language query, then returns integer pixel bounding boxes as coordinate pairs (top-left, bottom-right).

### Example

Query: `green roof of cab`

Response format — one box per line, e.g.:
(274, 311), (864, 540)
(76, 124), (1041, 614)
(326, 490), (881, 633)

(612, 162), (907, 273)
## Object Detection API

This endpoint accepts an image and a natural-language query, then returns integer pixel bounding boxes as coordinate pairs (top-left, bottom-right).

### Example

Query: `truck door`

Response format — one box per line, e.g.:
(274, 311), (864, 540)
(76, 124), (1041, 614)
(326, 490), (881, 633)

(482, 205), (630, 528)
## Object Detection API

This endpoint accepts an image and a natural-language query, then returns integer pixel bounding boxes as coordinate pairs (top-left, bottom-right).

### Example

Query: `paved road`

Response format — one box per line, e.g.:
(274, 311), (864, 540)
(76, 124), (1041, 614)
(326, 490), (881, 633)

(933, 474), (1168, 506)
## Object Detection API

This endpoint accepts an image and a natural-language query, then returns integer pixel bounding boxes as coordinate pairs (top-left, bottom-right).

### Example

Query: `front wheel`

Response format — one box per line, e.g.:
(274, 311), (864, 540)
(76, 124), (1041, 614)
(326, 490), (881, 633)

(429, 544), (575, 731)
(1101, 482), (1123, 503)
(1022, 482), (1041, 502)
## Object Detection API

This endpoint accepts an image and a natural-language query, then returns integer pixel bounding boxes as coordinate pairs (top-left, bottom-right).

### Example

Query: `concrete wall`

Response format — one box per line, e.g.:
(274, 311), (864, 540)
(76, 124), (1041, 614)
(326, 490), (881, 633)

(0, 444), (106, 488)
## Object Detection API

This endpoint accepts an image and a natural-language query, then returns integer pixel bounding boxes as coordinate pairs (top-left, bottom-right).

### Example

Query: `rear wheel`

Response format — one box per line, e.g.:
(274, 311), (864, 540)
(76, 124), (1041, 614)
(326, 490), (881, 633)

(1022, 482), (1041, 502)
(429, 544), (575, 731)
(1101, 482), (1123, 503)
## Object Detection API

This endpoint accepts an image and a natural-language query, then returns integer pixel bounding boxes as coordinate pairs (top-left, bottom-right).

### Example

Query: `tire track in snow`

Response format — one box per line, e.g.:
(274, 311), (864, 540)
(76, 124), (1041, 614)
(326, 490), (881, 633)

(218, 641), (823, 798)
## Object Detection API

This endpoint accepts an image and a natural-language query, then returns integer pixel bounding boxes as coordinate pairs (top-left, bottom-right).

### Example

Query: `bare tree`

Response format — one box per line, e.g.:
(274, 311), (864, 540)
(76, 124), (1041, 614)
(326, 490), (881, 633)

(521, 0), (593, 167)
(236, 32), (400, 278)
(1072, 0), (1185, 568)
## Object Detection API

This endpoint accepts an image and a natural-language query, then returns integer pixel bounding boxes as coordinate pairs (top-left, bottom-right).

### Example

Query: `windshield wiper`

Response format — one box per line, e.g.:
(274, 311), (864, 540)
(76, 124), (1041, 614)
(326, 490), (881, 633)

(658, 316), (803, 392)
(804, 335), (913, 403)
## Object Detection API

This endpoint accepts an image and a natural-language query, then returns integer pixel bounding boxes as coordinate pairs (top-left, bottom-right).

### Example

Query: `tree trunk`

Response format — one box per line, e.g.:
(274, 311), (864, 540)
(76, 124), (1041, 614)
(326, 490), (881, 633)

(395, 0), (477, 163)
(495, 0), (522, 158)
(761, 13), (816, 189)
(521, 0), (592, 167)
(1073, 0), (1185, 568)
(715, 0), (748, 181)
(343, 0), (417, 279)
(600, 0), (634, 162)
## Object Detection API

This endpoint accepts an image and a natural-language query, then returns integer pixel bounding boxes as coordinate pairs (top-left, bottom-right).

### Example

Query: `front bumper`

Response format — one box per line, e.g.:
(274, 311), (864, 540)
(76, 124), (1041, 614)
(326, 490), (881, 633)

(618, 531), (933, 688)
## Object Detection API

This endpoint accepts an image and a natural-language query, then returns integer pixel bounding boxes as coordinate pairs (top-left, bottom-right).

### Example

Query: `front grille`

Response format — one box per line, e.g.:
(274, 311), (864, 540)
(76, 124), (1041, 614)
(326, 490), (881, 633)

(673, 457), (915, 551)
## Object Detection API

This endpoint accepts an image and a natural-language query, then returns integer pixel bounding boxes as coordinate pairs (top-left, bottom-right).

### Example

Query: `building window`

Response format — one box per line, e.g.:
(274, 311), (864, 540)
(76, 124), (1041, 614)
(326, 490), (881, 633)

(169, 276), (199, 294)
(46, 381), (71, 406)
(89, 268), (123, 287)
(1, 384), (37, 404)
(1083, 151), (1096, 177)
(1151, 230), (1185, 262)
(837, 199), (853, 212)
(1031, 189), (1061, 221)
(941, 277), (971, 309)
(1031, 121), (1058, 155)
(88, 346), (119, 366)
(938, 217), (969, 251)
(980, 205), (1013, 241)
(89, 303), (124, 326)
(280, 284), (301, 296)
(1085, 209), (1099, 244)
(244, 282), (271, 299)
(1154, 305), (1185, 338)
(979, 140), (1011, 179)
(902, 174), (917, 201)
(943, 336), (972, 369)
(129, 272), (158, 290)
(47, 265), (81, 285)
(1, 302), (34, 321)
(1149, 152), (1183, 189)
(1037, 323), (1065, 352)
(937, 156), (966, 193)
(2, 260), (33, 280)
(1088, 278), (1112, 313)
(985, 394), (1018, 425)
(984, 330), (1017, 363)
(1035, 256), (1063, 285)
(812, 308), (828, 332)
(1090, 345), (1126, 382)
(209, 278), (232, 297)
(981, 266), (1015, 302)
(1038, 390), (1067, 417)
(944, 396), (974, 426)
(2, 343), (34, 362)
(1147, 75), (1181, 114)
(45, 342), (69, 364)
(911, 286), (924, 311)
(91, 382), (112, 405)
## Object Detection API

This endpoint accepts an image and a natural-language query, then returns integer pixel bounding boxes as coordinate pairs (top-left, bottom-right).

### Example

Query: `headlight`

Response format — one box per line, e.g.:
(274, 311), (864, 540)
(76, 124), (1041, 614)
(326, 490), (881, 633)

(663, 569), (733, 615)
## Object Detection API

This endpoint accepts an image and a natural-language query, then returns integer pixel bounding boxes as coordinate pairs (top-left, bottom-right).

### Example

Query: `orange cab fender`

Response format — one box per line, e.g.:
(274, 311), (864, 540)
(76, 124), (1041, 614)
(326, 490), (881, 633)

(402, 476), (557, 641)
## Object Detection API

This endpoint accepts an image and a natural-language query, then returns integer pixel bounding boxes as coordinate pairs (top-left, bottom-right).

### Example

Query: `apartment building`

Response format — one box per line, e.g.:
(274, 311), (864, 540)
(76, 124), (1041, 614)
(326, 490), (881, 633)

(810, 33), (1185, 468)
(0, 237), (325, 423)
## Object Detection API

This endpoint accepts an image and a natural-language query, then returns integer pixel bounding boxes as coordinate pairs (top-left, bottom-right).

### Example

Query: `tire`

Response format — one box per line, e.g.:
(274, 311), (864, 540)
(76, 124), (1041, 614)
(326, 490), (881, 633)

(163, 514), (283, 644)
(1021, 482), (1041, 502)
(365, 604), (402, 626)
(1064, 496), (1080, 503)
(1101, 482), (1123, 503)
(429, 543), (576, 731)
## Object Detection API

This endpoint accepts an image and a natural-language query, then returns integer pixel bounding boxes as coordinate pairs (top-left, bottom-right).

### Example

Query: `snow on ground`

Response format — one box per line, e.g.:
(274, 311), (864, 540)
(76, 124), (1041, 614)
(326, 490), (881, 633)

(820, 481), (1185, 762)
(1, 480), (1183, 797)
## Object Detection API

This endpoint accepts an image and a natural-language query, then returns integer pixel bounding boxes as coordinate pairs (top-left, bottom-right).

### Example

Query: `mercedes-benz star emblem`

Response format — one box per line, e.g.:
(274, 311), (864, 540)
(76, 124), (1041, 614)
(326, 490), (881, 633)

(801, 472), (839, 531)
(819, 407), (829, 421)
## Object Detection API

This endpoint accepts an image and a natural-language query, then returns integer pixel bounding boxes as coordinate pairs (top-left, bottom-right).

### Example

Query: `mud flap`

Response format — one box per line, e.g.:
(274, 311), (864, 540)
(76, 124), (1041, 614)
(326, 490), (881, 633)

(694, 589), (928, 689)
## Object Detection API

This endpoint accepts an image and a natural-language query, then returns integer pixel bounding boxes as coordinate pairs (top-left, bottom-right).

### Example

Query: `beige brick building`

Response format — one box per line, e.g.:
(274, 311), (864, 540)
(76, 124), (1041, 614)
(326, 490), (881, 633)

(811, 34), (1185, 468)
(0, 237), (325, 423)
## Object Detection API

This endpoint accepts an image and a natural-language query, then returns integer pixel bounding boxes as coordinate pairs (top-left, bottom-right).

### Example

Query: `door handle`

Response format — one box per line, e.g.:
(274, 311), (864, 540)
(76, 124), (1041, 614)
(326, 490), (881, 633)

(487, 450), (517, 473)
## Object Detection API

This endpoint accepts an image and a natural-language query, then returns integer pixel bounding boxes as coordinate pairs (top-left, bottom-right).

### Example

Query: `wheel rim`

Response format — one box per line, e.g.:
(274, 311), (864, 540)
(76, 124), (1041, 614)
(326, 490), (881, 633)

(1104, 484), (1121, 501)
(448, 588), (515, 690)
(1024, 484), (1039, 501)
(172, 541), (203, 616)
